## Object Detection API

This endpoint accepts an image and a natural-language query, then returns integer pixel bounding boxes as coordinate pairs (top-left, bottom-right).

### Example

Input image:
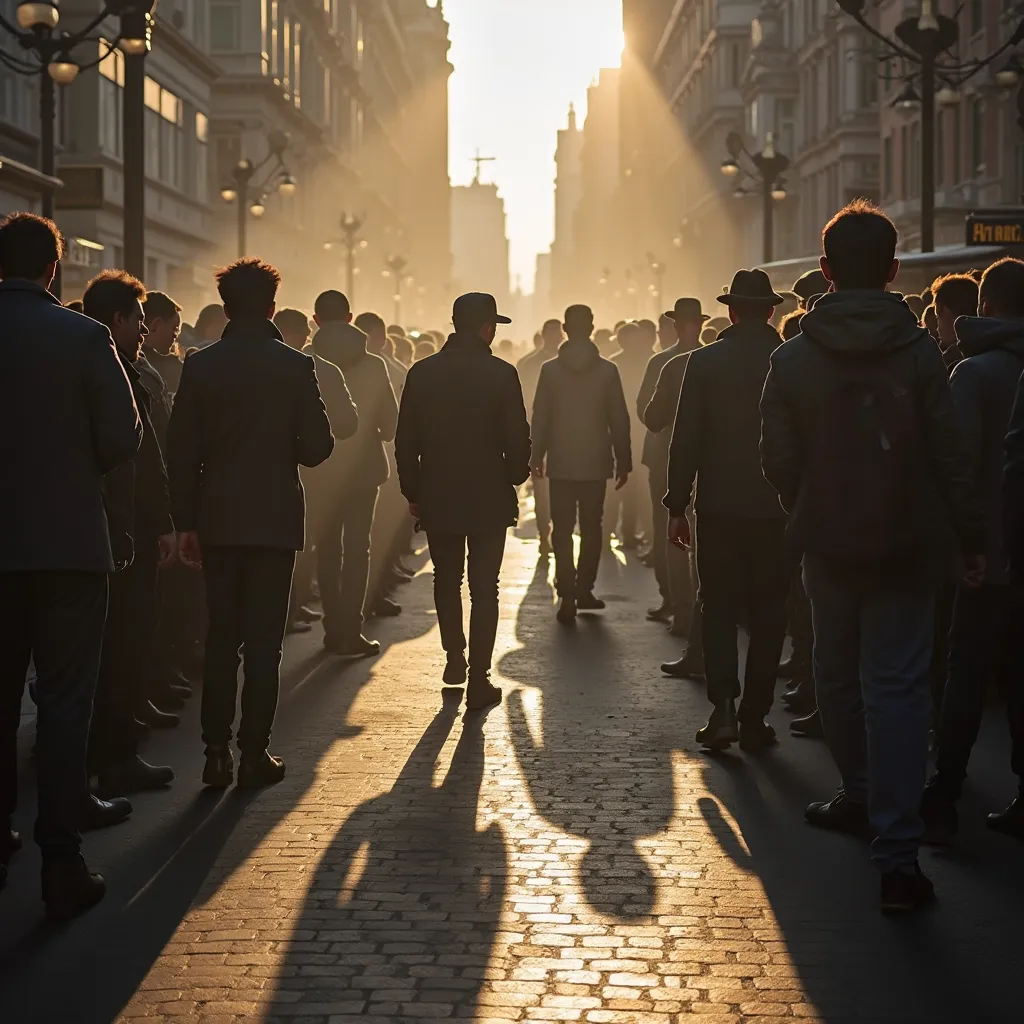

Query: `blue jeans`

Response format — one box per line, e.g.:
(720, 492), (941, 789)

(803, 558), (934, 873)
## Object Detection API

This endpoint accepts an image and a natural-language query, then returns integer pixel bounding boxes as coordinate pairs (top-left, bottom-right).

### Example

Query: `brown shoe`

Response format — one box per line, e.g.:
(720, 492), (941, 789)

(467, 679), (502, 711)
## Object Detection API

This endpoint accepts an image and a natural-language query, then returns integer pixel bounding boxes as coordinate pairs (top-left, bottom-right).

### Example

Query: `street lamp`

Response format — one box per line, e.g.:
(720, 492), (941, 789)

(836, 0), (1024, 253)
(383, 254), (410, 325)
(220, 130), (296, 258)
(326, 212), (365, 302)
(720, 130), (790, 263)
(646, 252), (666, 317)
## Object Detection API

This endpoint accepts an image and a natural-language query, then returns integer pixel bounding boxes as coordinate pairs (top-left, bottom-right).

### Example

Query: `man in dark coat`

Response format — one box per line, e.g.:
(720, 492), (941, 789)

(665, 271), (789, 752)
(309, 290), (399, 656)
(396, 293), (530, 709)
(531, 304), (631, 623)
(83, 271), (178, 797)
(142, 290), (183, 395)
(0, 214), (141, 918)
(924, 257), (1024, 842)
(761, 201), (985, 913)
(168, 259), (334, 789)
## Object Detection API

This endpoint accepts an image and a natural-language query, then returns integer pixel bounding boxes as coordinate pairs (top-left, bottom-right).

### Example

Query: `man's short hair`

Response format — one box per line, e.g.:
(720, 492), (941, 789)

(83, 269), (146, 328)
(273, 307), (310, 338)
(564, 304), (594, 333)
(636, 318), (656, 336)
(779, 310), (804, 341)
(143, 290), (181, 321)
(215, 258), (280, 318)
(354, 310), (385, 334)
(931, 273), (979, 318)
(314, 289), (351, 322)
(0, 212), (64, 281)
(822, 198), (898, 290)
(542, 318), (561, 334)
(980, 257), (1024, 318)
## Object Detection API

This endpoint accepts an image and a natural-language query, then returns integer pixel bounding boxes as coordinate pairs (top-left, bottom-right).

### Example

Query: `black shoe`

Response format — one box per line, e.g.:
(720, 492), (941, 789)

(97, 755), (174, 797)
(80, 794), (133, 832)
(556, 597), (577, 623)
(696, 702), (739, 750)
(324, 634), (381, 657)
(781, 681), (816, 715)
(575, 592), (605, 611)
(880, 863), (935, 914)
(738, 717), (777, 752)
(647, 601), (673, 622)
(805, 793), (871, 838)
(369, 596), (402, 618)
(203, 746), (234, 788)
(42, 856), (106, 922)
(286, 618), (314, 634)
(921, 779), (959, 845)
(987, 793), (1024, 839)
(295, 604), (322, 622)
(168, 680), (192, 699)
(138, 700), (180, 729)
(443, 653), (468, 686)
(237, 751), (286, 788)
(149, 687), (185, 711)
(393, 561), (416, 578)
(790, 709), (824, 739)
(467, 678), (502, 711)
(661, 653), (704, 680)
(132, 716), (151, 740)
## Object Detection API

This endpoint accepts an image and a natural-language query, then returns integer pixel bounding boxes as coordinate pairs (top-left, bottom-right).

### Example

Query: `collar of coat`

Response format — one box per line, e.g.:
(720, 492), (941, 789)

(443, 331), (493, 354)
(220, 317), (285, 344)
(0, 278), (60, 304)
(716, 320), (781, 345)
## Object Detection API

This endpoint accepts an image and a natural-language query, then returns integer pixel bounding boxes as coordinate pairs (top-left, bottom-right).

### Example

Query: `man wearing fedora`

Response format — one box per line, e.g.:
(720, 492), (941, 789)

(664, 270), (790, 751)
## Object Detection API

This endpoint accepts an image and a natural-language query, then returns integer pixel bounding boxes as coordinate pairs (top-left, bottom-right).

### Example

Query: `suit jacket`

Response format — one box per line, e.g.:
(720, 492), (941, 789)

(302, 352), (360, 517)
(395, 332), (531, 534)
(0, 279), (141, 573)
(636, 342), (684, 469)
(167, 318), (334, 550)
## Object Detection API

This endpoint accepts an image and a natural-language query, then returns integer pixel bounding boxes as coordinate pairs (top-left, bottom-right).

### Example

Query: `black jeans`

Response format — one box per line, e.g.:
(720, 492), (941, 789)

(317, 486), (379, 643)
(696, 515), (790, 717)
(427, 530), (507, 678)
(934, 582), (1024, 797)
(202, 546), (295, 755)
(550, 479), (606, 597)
(0, 571), (107, 858)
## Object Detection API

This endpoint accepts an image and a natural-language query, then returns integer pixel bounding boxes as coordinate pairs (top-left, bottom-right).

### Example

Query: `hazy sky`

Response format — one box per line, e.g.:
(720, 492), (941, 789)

(440, 0), (624, 293)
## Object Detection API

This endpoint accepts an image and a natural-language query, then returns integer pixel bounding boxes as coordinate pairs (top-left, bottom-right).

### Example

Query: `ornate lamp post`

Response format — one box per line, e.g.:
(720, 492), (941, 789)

(383, 254), (409, 325)
(219, 129), (296, 258)
(323, 212), (366, 302)
(721, 130), (789, 264)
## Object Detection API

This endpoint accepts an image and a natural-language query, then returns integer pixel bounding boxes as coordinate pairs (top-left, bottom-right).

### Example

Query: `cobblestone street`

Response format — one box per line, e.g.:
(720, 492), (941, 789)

(3, 530), (1023, 1024)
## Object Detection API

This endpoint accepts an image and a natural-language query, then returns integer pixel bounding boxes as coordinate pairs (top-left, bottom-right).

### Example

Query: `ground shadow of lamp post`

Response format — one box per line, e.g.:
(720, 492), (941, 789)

(720, 130), (789, 264)
(219, 129), (296, 258)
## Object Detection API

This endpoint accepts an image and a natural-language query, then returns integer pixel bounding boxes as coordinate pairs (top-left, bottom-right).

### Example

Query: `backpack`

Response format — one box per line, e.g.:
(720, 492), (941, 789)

(802, 357), (930, 562)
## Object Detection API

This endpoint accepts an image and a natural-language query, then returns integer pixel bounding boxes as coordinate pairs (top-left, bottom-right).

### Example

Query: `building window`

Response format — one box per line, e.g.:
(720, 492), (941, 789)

(210, 1), (240, 51)
(144, 77), (185, 192)
(952, 104), (962, 183)
(98, 40), (123, 158)
(909, 121), (921, 198)
(883, 135), (893, 198)
(971, 98), (985, 175)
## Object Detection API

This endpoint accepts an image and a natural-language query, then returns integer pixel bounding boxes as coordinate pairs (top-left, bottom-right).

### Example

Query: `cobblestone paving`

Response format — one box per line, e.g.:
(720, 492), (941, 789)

(113, 537), (1024, 1024)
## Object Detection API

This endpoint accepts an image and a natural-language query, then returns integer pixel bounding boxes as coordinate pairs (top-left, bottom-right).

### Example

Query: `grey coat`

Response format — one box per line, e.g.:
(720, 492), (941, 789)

(636, 342), (685, 469)
(531, 336), (632, 481)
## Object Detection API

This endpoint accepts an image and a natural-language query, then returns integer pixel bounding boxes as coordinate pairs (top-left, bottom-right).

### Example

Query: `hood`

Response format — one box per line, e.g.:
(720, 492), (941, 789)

(311, 320), (368, 369)
(798, 290), (928, 356)
(953, 316), (1024, 359)
(557, 336), (601, 372)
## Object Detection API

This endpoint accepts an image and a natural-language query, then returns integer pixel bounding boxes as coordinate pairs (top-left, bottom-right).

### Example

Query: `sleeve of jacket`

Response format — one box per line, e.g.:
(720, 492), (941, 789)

(135, 404), (173, 537)
(643, 357), (682, 433)
(83, 323), (142, 473)
(502, 366), (532, 485)
(394, 368), (421, 503)
(103, 461), (135, 570)
(607, 365), (633, 475)
(664, 356), (702, 515)
(376, 361), (400, 444)
(1004, 369), (1024, 579)
(919, 342), (986, 555)
(635, 355), (660, 422)
(294, 355), (335, 468)
(166, 355), (202, 532)
(760, 354), (802, 513)
(327, 363), (359, 442)
(949, 361), (986, 499)
(530, 364), (552, 467)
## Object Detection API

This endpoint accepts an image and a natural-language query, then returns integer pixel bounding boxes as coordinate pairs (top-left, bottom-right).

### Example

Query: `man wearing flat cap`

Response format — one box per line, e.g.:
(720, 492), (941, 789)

(663, 269), (790, 751)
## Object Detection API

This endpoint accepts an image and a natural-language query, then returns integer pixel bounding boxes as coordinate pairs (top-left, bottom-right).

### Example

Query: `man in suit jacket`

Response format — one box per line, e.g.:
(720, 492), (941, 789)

(168, 259), (334, 789)
(0, 214), (141, 919)
(396, 293), (531, 710)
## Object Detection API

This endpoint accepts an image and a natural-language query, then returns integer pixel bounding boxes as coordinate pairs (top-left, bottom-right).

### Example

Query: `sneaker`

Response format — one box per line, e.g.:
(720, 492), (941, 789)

(237, 750), (286, 788)
(324, 634), (381, 657)
(467, 678), (502, 711)
(556, 596), (577, 624)
(920, 779), (959, 845)
(738, 717), (778, 752)
(789, 709), (824, 739)
(42, 855), (106, 922)
(97, 755), (174, 797)
(575, 592), (605, 611)
(203, 746), (234, 788)
(880, 863), (935, 914)
(696, 702), (739, 750)
(443, 653), (468, 686)
(805, 793), (871, 838)
(987, 793), (1024, 839)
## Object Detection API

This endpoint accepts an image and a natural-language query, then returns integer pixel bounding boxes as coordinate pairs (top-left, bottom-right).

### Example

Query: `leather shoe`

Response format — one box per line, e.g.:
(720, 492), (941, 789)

(738, 717), (778, 751)
(661, 652), (704, 680)
(556, 596), (577, 623)
(467, 678), (502, 711)
(575, 592), (605, 611)
(138, 700), (180, 729)
(369, 596), (402, 617)
(237, 750), (286, 788)
(42, 855), (106, 922)
(805, 793), (872, 838)
(987, 793), (1024, 839)
(295, 604), (322, 622)
(80, 793), (133, 832)
(443, 653), (468, 686)
(97, 755), (174, 797)
(790, 709), (824, 739)
(150, 686), (185, 711)
(324, 634), (381, 657)
(781, 680), (816, 715)
(646, 600), (673, 622)
(202, 746), (234, 788)
(696, 702), (739, 750)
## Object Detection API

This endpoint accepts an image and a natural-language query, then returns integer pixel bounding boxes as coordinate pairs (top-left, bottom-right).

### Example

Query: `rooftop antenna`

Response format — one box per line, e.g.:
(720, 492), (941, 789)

(472, 149), (496, 184)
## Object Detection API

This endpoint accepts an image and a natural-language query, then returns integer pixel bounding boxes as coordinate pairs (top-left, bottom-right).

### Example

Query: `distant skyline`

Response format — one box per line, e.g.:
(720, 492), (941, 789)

(441, 0), (624, 294)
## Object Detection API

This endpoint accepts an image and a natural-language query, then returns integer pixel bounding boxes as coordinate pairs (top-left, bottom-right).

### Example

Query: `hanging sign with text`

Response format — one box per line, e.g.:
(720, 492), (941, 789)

(965, 211), (1024, 246)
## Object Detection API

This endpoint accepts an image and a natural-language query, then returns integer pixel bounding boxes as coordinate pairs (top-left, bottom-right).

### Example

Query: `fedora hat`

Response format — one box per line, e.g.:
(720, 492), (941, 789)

(717, 269), (785, 307)
(664, 297), (709, 324)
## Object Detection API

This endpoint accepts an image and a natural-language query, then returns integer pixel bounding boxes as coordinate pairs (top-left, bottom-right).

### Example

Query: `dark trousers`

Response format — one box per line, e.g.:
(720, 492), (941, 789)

(696, 515), (790, 717)
(930, 579), (955, 720)
(649, 470), (670, 601)
(935, 582), (1024, 797)
(0, 571), (107, 858)
(788, 569), (815, 689)
(89, 539), (159, 771)
(427, 530), (507, 678)
(534, 477), (551, 547)
(201, 546), (295, 754)
(317, 486), (378, 643)
(550, 479), (606, 597)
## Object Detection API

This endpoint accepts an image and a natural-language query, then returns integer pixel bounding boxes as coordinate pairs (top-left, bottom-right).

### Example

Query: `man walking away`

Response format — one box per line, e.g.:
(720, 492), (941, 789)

(761, 200), (985, 913)
(932, 274), (978, 373)
(395, 293), (530, 709)
(0, 214), (141, 918)
(531, 304), (631, 623)
(665, 272), (789, 753)
(924, 258), (1024, 842)
(168, 259), (334, 789)
(309, 290), (399, 656)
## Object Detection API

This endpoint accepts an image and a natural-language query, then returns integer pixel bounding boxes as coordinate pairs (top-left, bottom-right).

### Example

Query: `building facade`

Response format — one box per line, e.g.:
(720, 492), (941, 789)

(450, 177), (510, 310)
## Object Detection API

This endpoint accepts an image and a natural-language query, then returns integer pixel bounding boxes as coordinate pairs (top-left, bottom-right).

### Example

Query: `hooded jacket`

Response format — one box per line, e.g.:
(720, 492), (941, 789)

(950, 316), (1024, 584)
(761, 290), (985, 584)
(310, 320), (398, 491)
(530, 336), (632, 482)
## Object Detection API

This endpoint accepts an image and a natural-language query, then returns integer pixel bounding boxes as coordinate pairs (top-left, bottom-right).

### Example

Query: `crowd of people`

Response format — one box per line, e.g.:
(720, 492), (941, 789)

(1, 197), (1022, 923)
